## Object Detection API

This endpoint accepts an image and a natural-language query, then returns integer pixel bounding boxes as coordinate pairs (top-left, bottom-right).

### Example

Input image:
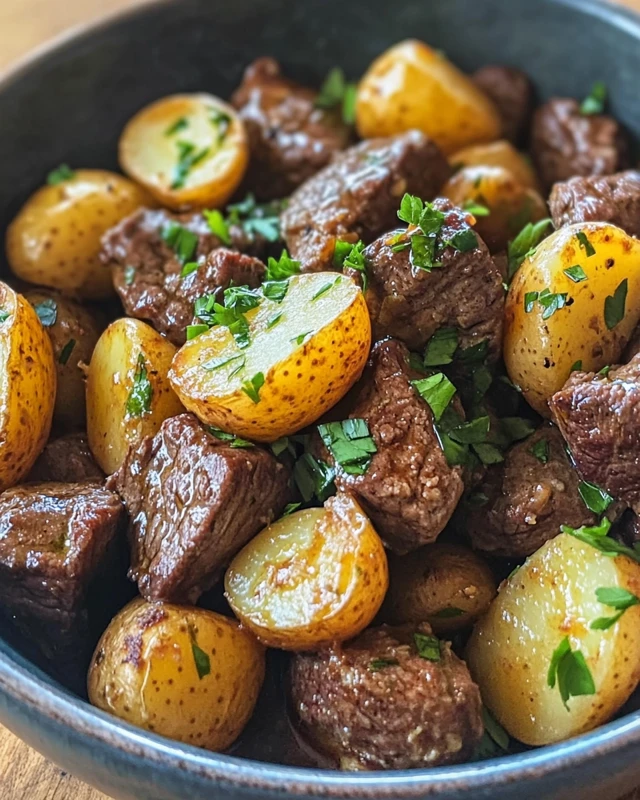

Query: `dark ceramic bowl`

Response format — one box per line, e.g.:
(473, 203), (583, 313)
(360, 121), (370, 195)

(2, 0), (640, 797)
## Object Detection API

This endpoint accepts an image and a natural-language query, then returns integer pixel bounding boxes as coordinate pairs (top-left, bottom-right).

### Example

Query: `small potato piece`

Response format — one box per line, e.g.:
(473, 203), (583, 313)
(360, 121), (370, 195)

(24, 290), (102, 431)
(225, 493), (389, 650)
(505, 222), (640, 415)
(467, 532), (640, 745)
(0, 282), (56, 489)
(356, 40), (501, 154)
(383, 543), (497, 634)
(86, 318), (184, 474)
(170, 273), (371, 442)
(450, 140), (540, 190)
(88, 598), (265, 751)
(119, 94), (248, 210)
(6, 170), (152, 299)
(442, 165), (548, 253)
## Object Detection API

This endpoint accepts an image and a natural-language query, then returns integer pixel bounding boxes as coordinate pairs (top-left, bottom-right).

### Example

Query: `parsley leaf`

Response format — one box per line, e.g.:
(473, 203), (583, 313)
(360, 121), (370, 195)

(462, 200), (490, 217)
(563, 265), (588, 283)
(293, 452), (335, 502)
(317, 419), (377, 475)
(448, 416), (490, 445)
(312, 279), (339, 301)
(161, 221), (198, 264)
(529, 437), (550, 464)
(315, 67), (358, 125)
(291, 331), (313, 346)
(171, 140), (210, 189)
(262, 280), (290, 303)
(446, 228), (478, 252)
(562, 517), (640, 564)
(591, 587), (640, 630)
(0, 310), (9, 325)
(604, 279), (628, 330)
(432, 607), (465, 618)
(165, 116), (189, 136)
(507, 218), (552, 280)
(207, 426), (254, 448)
(570, 360), (583, 373)
(33, 299), (57, 327)
(333, 240), (368, 290)
(203, 209), (230, 244)
(202, 353), (245, 372)
(47, 164), (75, 185)
(547, 637), (595, 709)
(266, 249), (301, 281)
(414, 632), (441, 661)
(412, 373), (457, 421)
(423, 327), (459, 366)
(576, 231), (596, 258)
(210, 109), (231, 144)
(578, 481), (614, 515)
(369, 658), (399, 672)
(472, 442), (504, 465)
(525, 288), (568, 319)
(58, 338), (76, 365)
(123, 265), (136, 285)
(397, 193), (448, 272)
(126, 354), (153, 418)
(189, 626), (211, 680)
(581, 81), (607, 116)
(186, 324), (210, 340)
(283, 502), (302, 516)
(226, 194), (283, 243)
(180, 262), (199, 278)
(241, 372), (265, 404)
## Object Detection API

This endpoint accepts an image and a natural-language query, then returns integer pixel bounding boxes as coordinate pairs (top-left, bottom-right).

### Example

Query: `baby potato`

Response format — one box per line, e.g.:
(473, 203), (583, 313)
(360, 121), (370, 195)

(24, 289), (102, 432)
(225, 493), (389, 650)
(88, 598), (265, 751)
(87, 318), (184, 474)
(6, 170), (153, 299)
(356, 40), (501, 154)
(505, 222), (640, 415)
(442, 165), (548, 253)
(119, 93), (248, 210)
(383, 543), (497, 634)
(170, 273), (371, 443)
(467, 532), (640, 746)
(0, 282), (56, 489)
(450, 140), (540, 191)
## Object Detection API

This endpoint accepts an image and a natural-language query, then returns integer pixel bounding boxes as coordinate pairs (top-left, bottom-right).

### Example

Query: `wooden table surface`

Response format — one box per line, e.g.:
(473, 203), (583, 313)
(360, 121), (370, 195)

(2, 0), (640, 797)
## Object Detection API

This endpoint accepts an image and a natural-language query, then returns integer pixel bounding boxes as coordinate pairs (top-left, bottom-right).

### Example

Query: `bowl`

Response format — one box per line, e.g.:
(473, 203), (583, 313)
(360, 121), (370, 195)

(3, 0), (640, 797)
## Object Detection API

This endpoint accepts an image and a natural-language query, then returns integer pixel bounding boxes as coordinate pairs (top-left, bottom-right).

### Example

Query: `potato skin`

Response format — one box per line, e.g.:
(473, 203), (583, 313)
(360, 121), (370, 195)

(86, 318), (184, 474)
(466, 533), (640, 746)
(0, 282), (56, 490)
(356, 40), (501, 154)
(225, 493), (389, 650)
(450, 140), (540, 190)
(383, 543), (497, 634)
(6, 170), (153, 299)
(88, 598), (265, 751)
(505, 222), (640, 415)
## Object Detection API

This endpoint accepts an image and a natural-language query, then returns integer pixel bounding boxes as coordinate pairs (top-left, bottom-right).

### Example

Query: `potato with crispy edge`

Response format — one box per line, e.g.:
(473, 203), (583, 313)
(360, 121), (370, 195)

(356, 40), (501, 154)
(505, 222), (640, 416)
(0, 282), (56, 489)
(6, 170), (153, 299)
(170, 273), (371, 443)
(450, 140), (540, 190)
(88, 598), (265, 751)
(467, 531), (640, 746)
(86, 318), (184, 474)
(119, 93), (248, 210)
(225, 493), (388, 650)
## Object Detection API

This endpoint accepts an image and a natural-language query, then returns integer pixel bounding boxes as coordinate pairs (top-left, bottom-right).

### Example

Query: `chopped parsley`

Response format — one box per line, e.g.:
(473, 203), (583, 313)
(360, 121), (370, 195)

(262, 280), (290, 303)
(369, 658), (399, 672)
(604, 278), (628, 330)
(165, 116), (189, 136)
(529, 437), (550, 464)
(226, 194), (283, 243)
(446, 228), (478, 253)
(562, 517), (640, 564)
(317, 419), (377, 475)
(397, 193), (448, 272)
(576, 231), (596, 258)
(266, 249), (301, 281)
(180, 261), (199, 278)
(186, 324), (210, 340)
(47, 164), (76, 185)
(210, 109), (231, 144)
(189, 626), (211, 680)
(266, 311), (283, 330)
(126, 354), (153, 417)
(581, 81), (607, 116)
(598, 365), (611, 378)
(547, 637), (595, 710)
(474, 707), (510, 760)
(171, 140), (210, 190)
(33, 299), (57, 327)
(207, 426), (254, 448)
(462, 199), (490, 217)
(315, 67), (358, 125)
(333, 240), (368, 290)
(578, 481), (613, 515)
(524, 288), (569, 319)
(293, 452), (335, 502)
(203, 209), (231, 244)
(283, 502), (302, 516)
(414, 632), (441, 661)
(58, 339), (76, 366)
(423, 327), (459, 366)
(507, 218), (552, 281)
(472, 442), (504, 465)
(123, 265), (136, 285)
(192, 285), (261, 348)
(241, 372), (265, 404)
(161, 221), (198, 264)
(291, 331), (313, 346)
(500, 417), (536, 442)
(412, 373), (457, 422)
(0, 310), (9, 325)
(591, 587), (640, 630)
(448, 415), (490, 445)
(432, 607), (465, 618)
(563, 265), (588, 283)
(202, 353), (245, 372)
(312, 280), (339, 301)
(570, 360), (583, 372)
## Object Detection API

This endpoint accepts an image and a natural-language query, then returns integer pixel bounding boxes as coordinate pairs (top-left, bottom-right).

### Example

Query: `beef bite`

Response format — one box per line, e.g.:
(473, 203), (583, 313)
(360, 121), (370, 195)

(282, 131), (451, 272)
(107, 413), (291, 604)
(28, 432), (103, 484)
(231, 57), (352, 201)
(472, 65), (534, 144)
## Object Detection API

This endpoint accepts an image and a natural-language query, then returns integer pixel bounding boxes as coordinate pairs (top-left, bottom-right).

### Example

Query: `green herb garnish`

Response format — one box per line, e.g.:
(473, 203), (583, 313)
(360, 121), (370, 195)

(529, 438), (550, 464)
(423, 327), (459, 366)
(203, 209), (231, 244)
(189, 626), (211, 680)
(58, 339), (76, 366)
(241, 372), (265, 404)
(266, 311), (284, 329)
(576, 231), (596, 257)
(315, 67), (358, 125)
(47, 164), (76, 185)
(180, 262), (199, 278)
(414, 632), (441, 662)
(161, 221), (198, 264)
(369, 658), (400, 672)
(604, 279), (628, 330)
(202, 353), (245, 372)
(412, 373), (457, 422)
(171, 140), (210, 189)
(226, 194), (283, 243)
(547, 637), (595, 709)
(293, 452), (335, 502)
(210, 109), (232, 143)
(317, 419), (377, 476)
(165, 116), (189, 136)
(33, 299), (57, 327)
(563, 265), (588, 283)
(462, 200), (490, 217)
(578, 481), (614, 515)
(507, 218), (552, 280)
(207, 426), (254, 448)
(590, 587), (640, 630)
(186, 324), (210, 340)
(446, 228), (478, 252)
(570, 360), (583, 372)
(333, 240), (368, 290)
(581, 81), (607, 116)
(266, 249), (301, 281)
(126, 354), (153, 417)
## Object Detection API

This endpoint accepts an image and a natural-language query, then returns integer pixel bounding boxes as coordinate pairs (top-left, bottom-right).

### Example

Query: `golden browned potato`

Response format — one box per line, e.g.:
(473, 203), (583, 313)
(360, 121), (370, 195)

(505, 222), (640, 415)
(450, 140), (540, 190)
(467, 531), (640, 746)
(24, 289), (102, 432)
(442, 165), (548, 253)
(86, 318), (184, 474)
(6, 170), (153, 299)
(170, 273), (371, 443)
(356, 40), (501, 154)
(0, 281), (56, 490)
(88, 598), (265, 751)
(119, 93), (248, 210)
(383, 543), (497, 634)
(225, 493), (388, 650)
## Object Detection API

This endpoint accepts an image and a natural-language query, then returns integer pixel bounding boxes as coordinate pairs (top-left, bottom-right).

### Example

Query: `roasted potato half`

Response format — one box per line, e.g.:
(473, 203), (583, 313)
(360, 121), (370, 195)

(119, 93), (248, 210)
(6, 169), (152, 299)
(88, 598), (265, 751)
(86, 318), (184, 474)
(450, 140), (539, 190)
(467, 531), (640, 746)
(383, 543), (497, 634)
(505, 222), (640, 415)
(356, 40), (501, 154)
(0, 282), (56, 490)
(225, 493), (389, 650)
(170, 273), (371, 442)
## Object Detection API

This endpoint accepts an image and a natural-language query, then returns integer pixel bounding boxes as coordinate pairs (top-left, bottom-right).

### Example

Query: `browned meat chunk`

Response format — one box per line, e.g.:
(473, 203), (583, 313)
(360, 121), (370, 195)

(102, 208), (265, 345)
(549, 170), (640, 237)
(282, 131), (451, 272)
(107, 414), (291, 603)
(465, 424), (597, 557)
(362, 199), (504, 357)
(472, 65), (534, 144)
(231, 57), (351, 200)
(28, 433), (103, 484)
(290, 623), (483, 770)
(532, 98), (630, 190)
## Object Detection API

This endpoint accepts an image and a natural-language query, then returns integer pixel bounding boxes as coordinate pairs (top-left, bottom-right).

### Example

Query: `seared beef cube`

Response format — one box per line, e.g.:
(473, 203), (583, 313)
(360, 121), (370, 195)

(549, 170), (640, 237)
(532, 98), (630, 190)
(290, 623), (483, 770)
(107, 414), (291, 603)
(232, 57), (351, 201)
(472, 65), (534, 144)
(102, 208), (265, 345)
(550, 354), (640, 509)
(465, 424), (597, 557)
(28, 433), (103, 483)
(282, 132), (451, 272)
(322, 339), (464, 555)
(361, 199), (504, 357)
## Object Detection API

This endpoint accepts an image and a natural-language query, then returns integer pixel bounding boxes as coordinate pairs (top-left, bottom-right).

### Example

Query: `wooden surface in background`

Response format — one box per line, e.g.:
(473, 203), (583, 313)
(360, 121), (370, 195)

(2, 0), (640, 798)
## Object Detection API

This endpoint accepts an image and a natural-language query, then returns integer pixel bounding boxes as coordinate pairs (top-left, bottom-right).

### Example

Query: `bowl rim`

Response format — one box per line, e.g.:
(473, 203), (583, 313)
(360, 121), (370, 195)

(2, 0), (640, 794)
